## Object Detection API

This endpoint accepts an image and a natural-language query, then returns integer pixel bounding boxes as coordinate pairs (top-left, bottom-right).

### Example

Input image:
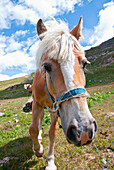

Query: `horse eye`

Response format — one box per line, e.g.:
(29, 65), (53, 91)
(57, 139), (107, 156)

(44, 62), (52, 72)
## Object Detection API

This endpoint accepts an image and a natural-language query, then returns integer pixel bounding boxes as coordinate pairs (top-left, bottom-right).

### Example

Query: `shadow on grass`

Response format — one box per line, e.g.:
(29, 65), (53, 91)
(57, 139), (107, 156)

(0, 137), (45, 170)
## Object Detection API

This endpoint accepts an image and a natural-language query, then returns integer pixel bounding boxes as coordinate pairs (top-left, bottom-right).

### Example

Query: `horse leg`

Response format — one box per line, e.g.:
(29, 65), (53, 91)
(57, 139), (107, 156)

(29, 101), (44, 157)
(38, 111), (44, 143)
(46, 114), (58, 170)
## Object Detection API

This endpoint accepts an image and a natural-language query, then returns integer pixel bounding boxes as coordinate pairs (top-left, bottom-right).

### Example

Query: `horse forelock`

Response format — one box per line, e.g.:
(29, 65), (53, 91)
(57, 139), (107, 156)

(36, 19), (83, 71)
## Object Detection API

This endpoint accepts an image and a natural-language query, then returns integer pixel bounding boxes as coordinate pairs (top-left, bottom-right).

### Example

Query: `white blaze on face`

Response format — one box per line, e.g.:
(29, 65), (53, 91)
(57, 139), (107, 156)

(60, 57), (75, 90)
(60, 52), (91, 129)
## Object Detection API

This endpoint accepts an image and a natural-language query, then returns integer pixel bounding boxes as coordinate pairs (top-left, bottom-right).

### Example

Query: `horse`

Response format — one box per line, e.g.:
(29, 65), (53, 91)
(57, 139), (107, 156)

(29, 17), (97, 170)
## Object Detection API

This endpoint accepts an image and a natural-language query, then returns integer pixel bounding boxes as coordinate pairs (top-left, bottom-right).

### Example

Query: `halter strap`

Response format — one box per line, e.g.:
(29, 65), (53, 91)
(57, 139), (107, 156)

(54, 88), (86, 109)
(45, 74), (55, 103)
(45, 74), (86, 112)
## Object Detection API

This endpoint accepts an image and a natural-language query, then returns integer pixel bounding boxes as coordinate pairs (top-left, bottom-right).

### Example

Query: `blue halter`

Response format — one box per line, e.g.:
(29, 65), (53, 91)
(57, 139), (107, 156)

(45, 75), (86, 110)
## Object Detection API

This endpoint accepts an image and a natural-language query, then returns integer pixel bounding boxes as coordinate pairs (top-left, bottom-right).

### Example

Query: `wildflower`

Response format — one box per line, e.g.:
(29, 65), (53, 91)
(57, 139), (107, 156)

(0, 112), (5, 116)
(102, 122), (104, 126)
(102, 158), (107, 164)
(3, 157), (9, 162)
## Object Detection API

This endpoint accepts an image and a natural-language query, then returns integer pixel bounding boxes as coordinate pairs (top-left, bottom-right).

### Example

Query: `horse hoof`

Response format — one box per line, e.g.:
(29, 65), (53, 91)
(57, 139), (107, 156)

(45, 164), (57, 170)
(33, 144), (44, 157)
(35, 151), (44, 157)
(45, 160), (57, 170)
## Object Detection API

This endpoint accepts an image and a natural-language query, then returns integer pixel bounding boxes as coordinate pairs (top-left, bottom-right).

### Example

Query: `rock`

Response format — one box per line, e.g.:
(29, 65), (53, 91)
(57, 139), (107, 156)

(105, 112), (114, 118)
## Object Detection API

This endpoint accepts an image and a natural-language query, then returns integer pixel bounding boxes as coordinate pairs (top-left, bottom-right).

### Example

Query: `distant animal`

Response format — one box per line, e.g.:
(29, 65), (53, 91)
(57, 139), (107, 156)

(24, 84), (32, 96)
(29, 17), (97, 170)
(23, 84), (33, 112)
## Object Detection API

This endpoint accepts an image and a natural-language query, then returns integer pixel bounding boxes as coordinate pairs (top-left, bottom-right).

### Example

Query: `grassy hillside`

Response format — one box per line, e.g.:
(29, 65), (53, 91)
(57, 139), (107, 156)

(0, 77), (28, 91)
(86, 63), (114, 87)
(0, 73), (34, 100)
(86, 37), (114, 57)
(85, 37), (114, 87)
(0, 72), (34, 91)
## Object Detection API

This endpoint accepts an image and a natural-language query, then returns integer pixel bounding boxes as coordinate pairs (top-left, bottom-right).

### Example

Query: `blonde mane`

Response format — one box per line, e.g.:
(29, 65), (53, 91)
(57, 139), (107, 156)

(36, 19), (83, 71)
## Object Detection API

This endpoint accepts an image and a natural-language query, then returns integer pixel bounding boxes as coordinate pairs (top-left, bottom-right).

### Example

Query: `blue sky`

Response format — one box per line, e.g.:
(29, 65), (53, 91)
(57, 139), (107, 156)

(0, 0), (114, 81)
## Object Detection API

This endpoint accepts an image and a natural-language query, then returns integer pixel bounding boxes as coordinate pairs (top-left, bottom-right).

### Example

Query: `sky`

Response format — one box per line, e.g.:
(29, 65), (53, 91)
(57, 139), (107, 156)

(0, 0), (114, 81)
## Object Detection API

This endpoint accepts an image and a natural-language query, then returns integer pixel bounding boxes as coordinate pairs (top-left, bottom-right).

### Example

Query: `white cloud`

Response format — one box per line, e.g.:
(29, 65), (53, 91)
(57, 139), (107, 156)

(11, 4), (38, 25)
(0, 34), (22, 55)
(20, 0), (83, 17)
(92, 1), (114, 46)
(14, 30), (28, 37)
(0, 0), (85, 81)
(0, 32), (37, 74)
(0, 0), (83, 30)
(29, 40), (39, 57)
(0, 35), (7, 52)
(6, 37), (22, 53)
(0, 50), (33, 72)
(0, 0), (37, 29)
(0, 0), (13, 29)
(0, 49), (5, 56)
(82, 45), (91, 51)
(0, 73), (28, 81)
(82, 1), (114, 48)
(81, 28), (93, 44)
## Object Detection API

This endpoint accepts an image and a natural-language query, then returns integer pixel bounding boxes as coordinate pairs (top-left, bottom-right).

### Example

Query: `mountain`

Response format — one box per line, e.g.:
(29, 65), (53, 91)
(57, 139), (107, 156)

(86, 37), (114, 67)
(85, 37), (114, 87)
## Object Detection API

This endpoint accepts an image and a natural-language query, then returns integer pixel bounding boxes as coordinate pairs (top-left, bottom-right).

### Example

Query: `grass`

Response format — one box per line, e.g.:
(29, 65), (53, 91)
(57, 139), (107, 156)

(85, 63), (114, 87)
(0, 84), (114, 169)
(85, 39), (114, 87)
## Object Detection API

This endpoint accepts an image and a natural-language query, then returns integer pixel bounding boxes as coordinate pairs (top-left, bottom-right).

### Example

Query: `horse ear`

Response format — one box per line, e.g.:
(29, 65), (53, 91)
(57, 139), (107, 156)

(36, 19), (47, 40)
(70, 16), (83, 40)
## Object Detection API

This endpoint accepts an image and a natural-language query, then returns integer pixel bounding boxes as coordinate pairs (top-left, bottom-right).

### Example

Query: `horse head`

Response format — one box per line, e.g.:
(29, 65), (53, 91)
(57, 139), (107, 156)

(36, 17), (97, 147)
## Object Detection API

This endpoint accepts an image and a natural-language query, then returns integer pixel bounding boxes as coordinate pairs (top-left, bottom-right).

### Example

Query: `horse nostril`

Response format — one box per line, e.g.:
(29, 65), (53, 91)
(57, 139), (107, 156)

(93, 121), (97, 132)
(89, 120), (97, 140)
(89, 129), (93, 139)
(67, 125), (77, 142)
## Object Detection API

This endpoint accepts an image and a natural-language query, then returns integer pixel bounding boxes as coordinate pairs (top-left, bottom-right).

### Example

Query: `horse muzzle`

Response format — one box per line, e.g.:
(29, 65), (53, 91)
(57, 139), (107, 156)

(66, 120), (97, 146)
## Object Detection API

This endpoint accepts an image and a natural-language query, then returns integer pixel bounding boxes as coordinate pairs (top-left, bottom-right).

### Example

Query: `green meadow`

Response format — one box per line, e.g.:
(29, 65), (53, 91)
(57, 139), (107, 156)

(0, 38), (114, 169)
(0, 83), (113, 169)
